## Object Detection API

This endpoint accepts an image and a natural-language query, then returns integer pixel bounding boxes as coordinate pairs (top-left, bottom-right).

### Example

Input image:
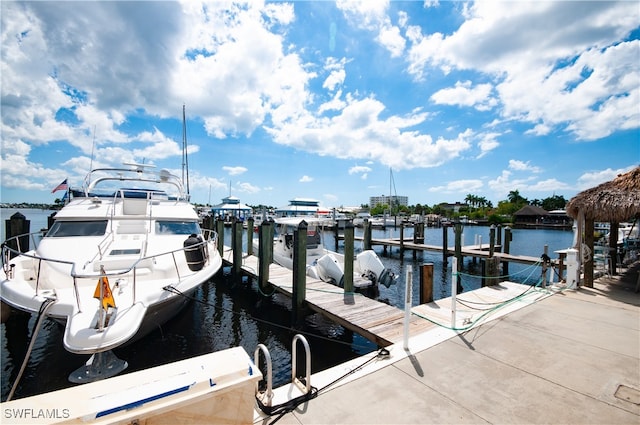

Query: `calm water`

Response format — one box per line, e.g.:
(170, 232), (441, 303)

(1, 209), (573, 401)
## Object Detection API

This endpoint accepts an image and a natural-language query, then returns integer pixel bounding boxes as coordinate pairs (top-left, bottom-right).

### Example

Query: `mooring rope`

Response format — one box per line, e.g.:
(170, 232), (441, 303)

(260, 347), (390, 425)
(7, 298), (56, 401)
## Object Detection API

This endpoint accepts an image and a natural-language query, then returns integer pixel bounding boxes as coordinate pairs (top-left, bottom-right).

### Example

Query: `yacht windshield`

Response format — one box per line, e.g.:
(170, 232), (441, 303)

(156, 221), (200, 235)
(47, 220), (108, 237)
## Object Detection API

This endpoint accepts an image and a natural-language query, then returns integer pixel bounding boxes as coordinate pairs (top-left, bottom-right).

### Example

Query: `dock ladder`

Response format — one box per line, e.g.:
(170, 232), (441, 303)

(254, 334), (314, 415)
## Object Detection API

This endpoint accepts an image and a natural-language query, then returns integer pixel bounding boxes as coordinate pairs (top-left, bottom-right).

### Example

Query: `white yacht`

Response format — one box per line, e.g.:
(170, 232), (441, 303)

(1, 164), (222, 382)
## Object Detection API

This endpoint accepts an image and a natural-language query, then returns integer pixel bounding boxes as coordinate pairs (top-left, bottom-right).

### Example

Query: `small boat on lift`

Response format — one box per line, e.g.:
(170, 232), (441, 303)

(1, 163), (222, 383)
(271, 217), (396, 294)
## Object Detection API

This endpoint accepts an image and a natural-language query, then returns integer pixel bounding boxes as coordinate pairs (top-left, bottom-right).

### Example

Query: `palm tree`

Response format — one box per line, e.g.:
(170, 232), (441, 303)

(508, 190), (526, 204)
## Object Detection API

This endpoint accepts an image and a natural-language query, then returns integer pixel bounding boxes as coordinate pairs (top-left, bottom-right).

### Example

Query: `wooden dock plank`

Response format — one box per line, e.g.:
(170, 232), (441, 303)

(222, 247), (543, 349)
(223, 247), (415, 346)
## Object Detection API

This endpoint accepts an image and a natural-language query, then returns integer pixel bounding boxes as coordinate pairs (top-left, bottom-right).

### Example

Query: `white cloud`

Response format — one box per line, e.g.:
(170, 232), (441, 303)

(508, 160), (541, 173)
(476, 132), (500, 158)
(406, 2), (639, 141)
(576, 166), (636, 190)
(266, 95), (471, 170)
(526, 178), (571, 192)
(0, 1), (316, 192)
(236, 181), (260, 194)
(376, 22), (406, 57)
(428, 179), (483, 193)
(323, 69), (346, 92)
(336, 0), (406, 57)
(349, 165), (372, 174)
(487, 168), (573, 200)
(431, 80), (496, 111)
(299, 175), (313, 183)
(223, 166), (248, 176)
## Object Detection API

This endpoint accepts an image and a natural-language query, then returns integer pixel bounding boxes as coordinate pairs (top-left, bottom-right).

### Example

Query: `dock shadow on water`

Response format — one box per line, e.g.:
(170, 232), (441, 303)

(1, 270), (377, 401)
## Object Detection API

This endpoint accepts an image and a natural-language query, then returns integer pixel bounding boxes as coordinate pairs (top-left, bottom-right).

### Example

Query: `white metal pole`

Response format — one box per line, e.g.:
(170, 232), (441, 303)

(403, 268), (413, 350)
(451, 257), (457, 329)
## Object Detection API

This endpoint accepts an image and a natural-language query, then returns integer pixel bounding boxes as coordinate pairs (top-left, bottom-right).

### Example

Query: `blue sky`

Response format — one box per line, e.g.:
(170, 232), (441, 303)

(1, 1), (639, 209)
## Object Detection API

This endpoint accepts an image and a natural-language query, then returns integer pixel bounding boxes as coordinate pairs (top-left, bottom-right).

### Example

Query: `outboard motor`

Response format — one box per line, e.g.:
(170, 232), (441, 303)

(316, 253), (344, 286)
(356, 250), (396, 288)
(377, 268), (397, 288)
(184, 234), (206, 271)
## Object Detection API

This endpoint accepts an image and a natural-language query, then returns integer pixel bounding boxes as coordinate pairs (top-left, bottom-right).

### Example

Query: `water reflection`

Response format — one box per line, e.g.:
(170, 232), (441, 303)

(1, 270), (377, 401)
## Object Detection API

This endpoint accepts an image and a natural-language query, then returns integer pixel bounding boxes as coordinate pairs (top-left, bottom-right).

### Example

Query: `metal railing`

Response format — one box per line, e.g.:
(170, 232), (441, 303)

(1, 229), (218, 313)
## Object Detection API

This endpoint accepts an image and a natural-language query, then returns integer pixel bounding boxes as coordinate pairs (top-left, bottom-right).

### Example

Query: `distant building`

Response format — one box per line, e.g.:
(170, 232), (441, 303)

(513, 205), (572, 229)
(211, 196), (252, 221)
(369, 195), (408, 209)
(439, 202), (468, 214)
(276, 198), (330, 217)
(513, 205), (548, 227)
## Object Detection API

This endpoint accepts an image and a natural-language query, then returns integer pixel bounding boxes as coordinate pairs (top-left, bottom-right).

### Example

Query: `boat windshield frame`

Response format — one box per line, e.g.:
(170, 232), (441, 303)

(81, 166), (187, 200)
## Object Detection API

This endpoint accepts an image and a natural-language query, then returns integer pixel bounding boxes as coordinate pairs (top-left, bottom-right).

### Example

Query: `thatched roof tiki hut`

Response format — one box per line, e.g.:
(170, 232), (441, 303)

(566, 166), (640, 287)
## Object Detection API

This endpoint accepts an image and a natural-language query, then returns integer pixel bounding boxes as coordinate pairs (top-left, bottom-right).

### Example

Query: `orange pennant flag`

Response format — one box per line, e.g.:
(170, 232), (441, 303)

(94, 272), (116, 310)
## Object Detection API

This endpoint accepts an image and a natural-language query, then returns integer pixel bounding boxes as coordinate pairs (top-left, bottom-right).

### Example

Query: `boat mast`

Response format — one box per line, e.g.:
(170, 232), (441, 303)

(182, 104), (190, 197)
(389, 167), (398, 219)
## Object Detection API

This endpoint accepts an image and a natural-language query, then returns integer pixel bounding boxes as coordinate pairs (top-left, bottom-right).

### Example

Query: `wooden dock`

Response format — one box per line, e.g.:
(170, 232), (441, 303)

(221, 247), (545, 347)
(356, 236), (547, 266)
(222, 247), (435, 346)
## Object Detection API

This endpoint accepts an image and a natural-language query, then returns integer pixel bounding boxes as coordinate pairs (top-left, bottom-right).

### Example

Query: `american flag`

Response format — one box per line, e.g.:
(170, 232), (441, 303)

(51, 179), (68, 193)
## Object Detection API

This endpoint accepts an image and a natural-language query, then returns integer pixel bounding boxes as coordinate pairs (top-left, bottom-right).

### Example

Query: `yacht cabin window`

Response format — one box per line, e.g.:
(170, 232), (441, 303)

(156, 221), (200, 235)
(46, 220), (108, 237)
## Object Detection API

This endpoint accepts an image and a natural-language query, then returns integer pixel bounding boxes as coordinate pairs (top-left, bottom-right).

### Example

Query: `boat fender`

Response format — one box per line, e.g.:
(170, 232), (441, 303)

(183, 234), (205, 271)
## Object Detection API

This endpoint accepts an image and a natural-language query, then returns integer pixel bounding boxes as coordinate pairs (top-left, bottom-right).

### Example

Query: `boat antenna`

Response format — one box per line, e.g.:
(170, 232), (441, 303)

(182, 104), (190, 197)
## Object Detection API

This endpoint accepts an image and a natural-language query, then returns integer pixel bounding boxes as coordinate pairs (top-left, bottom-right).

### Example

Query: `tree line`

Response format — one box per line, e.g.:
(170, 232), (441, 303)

(364, 190), (568, 225)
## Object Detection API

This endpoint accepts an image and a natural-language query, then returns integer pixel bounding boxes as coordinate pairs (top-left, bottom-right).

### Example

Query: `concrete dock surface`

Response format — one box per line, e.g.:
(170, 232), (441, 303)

(259, 263), (639, 424)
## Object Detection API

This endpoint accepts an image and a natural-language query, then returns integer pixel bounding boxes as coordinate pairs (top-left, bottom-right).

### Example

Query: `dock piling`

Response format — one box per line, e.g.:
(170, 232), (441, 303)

(502, 226), (512, 276)
(343, 222), (354, 293)
(442, 225), (449, 264)
(232, 218), (243, 279)
(216, 218), (224, 257)
(246, 218), (254, 256)
(482, 257), (500, 287)
(489, 225), (496, 257)
(258, 221), (272, 292)
(5, 212), (30, 255)
(454, 221), (462, 269)
(363, 219), (371, 251)
(292, 221), (308, 325)
(420, 263), (434, 304)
